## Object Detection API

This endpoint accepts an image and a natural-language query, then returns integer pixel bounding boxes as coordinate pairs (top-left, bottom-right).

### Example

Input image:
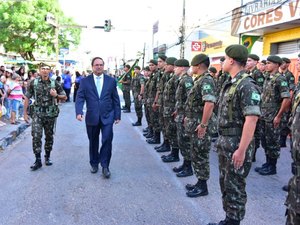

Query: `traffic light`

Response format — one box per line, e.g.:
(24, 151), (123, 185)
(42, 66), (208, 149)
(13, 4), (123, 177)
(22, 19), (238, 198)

(104, 19), (111, 32)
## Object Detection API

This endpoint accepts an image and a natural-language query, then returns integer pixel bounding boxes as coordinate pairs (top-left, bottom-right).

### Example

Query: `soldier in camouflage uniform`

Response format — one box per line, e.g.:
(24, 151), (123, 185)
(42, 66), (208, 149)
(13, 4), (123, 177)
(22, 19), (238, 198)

(131, 66), (145, 126)
(155, 57), (177, 153)
(143, 60), (158, 140)
(245, 54), (265, 162)
(285, 64), (300, 225)
(119, 64), (132, 113)
(142, 66), (151, 133)
(216, 56), (230, 97)
(279, 57), (295, 148)
(255, 56), (291, 176)
(208, 45), (261, 225)
(184, 54), (217, 198)
(161, 57), (178, 159)
(146, 58), (164, 145)
(24, 63), (67, 171)
(162, 59), (193, 164)
(151, 55), (168, 147)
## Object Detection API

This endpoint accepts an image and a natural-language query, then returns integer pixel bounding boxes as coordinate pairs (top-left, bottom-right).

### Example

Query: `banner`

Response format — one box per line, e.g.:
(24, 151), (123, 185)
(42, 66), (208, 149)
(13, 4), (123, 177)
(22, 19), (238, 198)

(242, 35), (260, 53)
(117, 59), (139, 89)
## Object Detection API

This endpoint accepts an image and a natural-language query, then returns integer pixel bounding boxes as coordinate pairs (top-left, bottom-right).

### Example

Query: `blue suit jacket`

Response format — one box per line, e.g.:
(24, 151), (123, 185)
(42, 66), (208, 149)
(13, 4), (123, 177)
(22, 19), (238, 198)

(75, 74), (121, 126)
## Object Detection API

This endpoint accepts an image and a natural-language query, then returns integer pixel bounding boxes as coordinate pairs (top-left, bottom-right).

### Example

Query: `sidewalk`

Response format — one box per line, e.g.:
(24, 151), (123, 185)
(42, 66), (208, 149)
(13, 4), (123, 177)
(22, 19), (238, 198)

(0, 117), (30, 150)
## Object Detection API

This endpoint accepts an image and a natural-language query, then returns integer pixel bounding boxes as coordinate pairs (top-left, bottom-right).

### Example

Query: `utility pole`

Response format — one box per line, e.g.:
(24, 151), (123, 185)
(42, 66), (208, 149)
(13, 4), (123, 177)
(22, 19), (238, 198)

(179, 0), (186, 59)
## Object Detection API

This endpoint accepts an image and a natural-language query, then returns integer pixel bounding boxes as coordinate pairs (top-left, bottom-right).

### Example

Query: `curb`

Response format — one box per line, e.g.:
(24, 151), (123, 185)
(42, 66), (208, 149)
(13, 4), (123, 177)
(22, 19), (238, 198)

(0, 123), (30, 150)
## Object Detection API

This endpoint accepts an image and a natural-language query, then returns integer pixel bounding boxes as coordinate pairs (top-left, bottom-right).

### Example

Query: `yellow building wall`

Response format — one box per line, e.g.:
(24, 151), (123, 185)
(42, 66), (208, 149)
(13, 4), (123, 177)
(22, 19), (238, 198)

(263, 27), (300, 55)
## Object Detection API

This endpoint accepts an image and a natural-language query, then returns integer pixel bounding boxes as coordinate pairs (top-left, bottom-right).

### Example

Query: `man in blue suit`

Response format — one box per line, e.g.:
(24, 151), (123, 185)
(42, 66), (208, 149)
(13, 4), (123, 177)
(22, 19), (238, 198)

(75, 57), (121, 178)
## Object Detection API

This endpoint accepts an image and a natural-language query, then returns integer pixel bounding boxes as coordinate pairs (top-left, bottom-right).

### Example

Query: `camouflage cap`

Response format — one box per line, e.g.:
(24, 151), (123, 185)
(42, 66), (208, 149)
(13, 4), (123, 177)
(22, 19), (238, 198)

(158, 55), (167, 61)
(208, 66), (217, 73)
(149, 59), (157, 65)
(144, 66), (150, 71)
(166, 57), (177, 65)
(225, 44), (248, 62)
(248, 54), (260, 61)
(267, 55), (282, 65)
(281, 57), (291, 63)
(174, 59), (190, 67)
(191, 54), (209, 66)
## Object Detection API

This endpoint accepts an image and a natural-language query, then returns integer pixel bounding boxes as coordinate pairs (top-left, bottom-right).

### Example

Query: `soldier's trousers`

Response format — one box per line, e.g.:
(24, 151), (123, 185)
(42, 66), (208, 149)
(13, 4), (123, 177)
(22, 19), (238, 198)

(176, 117), (191, 161)
(32, 115), (56, 155)
(217, 135), (253, 221)
(122, 88), (131, 110)
(285, 176), (300, 225)
(164, 115), (178, 148)
(159, 106), (167, 138)
(144, 103), (151, 127)
(191, 132), (211, 181)
(261, 119), (281, 159)
(133, 96), (143, 118)
(254, 119), (262, 150)
(150, 107), (160, 133)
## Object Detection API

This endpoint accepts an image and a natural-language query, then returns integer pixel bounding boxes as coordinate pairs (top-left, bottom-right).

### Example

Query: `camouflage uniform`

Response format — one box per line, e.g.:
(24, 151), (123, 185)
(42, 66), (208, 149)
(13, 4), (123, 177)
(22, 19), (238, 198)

(158, 71), (172, 139)
(131, 73), (145, 119)
(217, 71), (261, 221)
(175, 73), (193, 160)
(144, 76), (151, 127)
(185, 72), (216, 181)
(261, 72), (290, 160)
(285, 89), (300, 225)
(25, 77), (65, 155)
(122, 72), (132, 110)
(163, 73), (180, 148)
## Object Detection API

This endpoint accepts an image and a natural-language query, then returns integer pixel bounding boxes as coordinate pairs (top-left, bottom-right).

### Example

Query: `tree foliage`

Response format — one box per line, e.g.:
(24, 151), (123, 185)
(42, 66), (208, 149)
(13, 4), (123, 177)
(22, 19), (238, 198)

(0, 0), (81, 61)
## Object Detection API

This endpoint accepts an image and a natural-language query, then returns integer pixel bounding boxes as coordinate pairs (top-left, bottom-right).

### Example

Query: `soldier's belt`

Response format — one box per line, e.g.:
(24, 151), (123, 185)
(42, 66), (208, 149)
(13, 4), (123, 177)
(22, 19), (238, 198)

(219, 127), (242, 136)
(291, 163), (300, 176)
(185, 111), (201, 118)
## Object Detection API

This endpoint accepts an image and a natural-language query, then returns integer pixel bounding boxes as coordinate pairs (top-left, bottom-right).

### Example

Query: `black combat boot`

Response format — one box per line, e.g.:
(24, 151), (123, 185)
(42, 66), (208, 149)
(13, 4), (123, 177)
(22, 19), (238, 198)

(254, 156), (269, 173)
(132, 117), (142, 126)
(173, 160), (187, 173)
(282, 184), (289, 192)
(156, 140), (171, 152)
(259, 158), (277, 175)
(186, 179), (208, 197)
(162, 148), (179, 163)
(146, 132), (161, 144)
(144, 128), (153, 138)
(207, 216), (240, 225)
(143, 126), (149, 133)
(30, 153), (42, 171)
(252, 148), (257, 162)
(44, 151), (53, 166)
(154, 140), (166, 150)
(176, 160), (193, 177)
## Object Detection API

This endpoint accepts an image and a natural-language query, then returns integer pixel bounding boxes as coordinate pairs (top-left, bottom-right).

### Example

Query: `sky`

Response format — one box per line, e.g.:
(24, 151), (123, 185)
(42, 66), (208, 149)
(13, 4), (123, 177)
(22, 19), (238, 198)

(58, 0), (241, 68)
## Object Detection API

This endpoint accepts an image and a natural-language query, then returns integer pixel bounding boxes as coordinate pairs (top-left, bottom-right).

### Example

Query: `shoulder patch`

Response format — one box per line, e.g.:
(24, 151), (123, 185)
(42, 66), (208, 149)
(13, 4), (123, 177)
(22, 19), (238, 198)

(251, 92), (260, 101)
(185, 82), (192, 88)
(257, 77), (264, 82)
(281, 81), (288, 87)
(203, 84), (211, 90)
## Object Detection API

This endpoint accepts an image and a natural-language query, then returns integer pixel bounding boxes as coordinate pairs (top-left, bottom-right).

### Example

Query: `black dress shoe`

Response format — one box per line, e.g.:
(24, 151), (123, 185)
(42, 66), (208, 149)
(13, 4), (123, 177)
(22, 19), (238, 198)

(30, 159), (42, 171)
(162, 155), (179, 163)
(132, 121), (142, 126)
(45, 157), (53, 166)
(90, 166), (98, 173)
(102, 167), (111, 178)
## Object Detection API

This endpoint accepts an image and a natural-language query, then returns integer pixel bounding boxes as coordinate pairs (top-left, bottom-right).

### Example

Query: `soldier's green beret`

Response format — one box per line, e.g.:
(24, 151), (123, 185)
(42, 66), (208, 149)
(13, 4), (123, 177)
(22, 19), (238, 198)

(209, 66), (217, 73)
(248, 54), (260, 61)
(225, 44), (248, 62)
(220, 56), (225, 62)
(149, 59), (157, 65)
(282, 57), (291, 63)
(191, 54), (209, 66)
(174, 59), (190, 67)
(144, 66), (150, 71)
(166, 57), (177, 65)
(134, 66), (141, 70)
(158, 55), (167, 61)
(267, 55), (282, 65)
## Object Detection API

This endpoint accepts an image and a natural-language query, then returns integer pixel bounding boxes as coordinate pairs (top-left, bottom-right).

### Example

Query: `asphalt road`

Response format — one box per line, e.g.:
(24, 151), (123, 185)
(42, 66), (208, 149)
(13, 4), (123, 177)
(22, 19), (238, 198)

(0, 99), (291, 225)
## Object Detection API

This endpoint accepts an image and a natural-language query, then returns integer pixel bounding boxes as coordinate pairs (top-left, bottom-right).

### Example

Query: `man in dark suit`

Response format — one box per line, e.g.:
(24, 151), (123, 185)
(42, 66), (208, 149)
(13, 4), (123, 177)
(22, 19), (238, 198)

(75, 57), (121, 179)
